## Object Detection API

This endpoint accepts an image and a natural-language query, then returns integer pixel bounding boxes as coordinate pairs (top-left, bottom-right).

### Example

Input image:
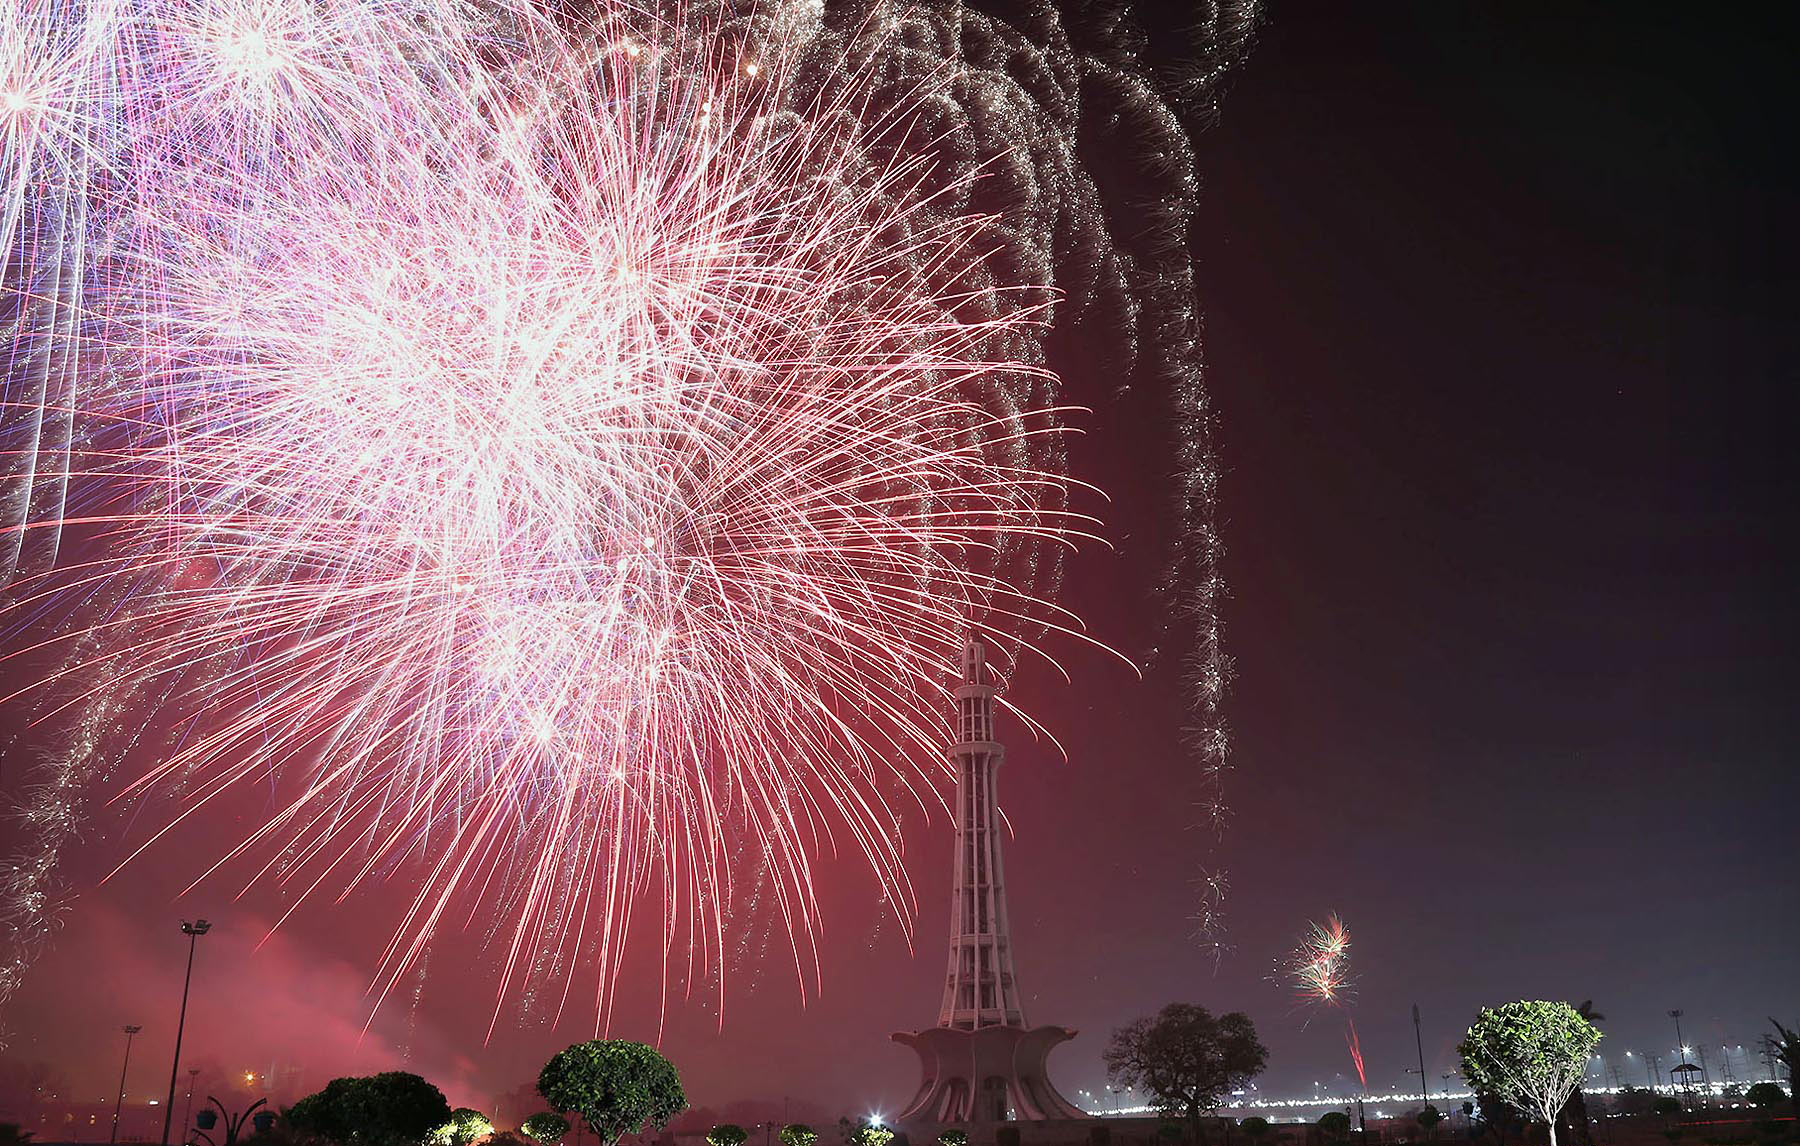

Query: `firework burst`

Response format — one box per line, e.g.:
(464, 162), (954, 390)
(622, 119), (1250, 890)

(0, 0), (1256, 1035)
(1288, 913), (1353, 1006)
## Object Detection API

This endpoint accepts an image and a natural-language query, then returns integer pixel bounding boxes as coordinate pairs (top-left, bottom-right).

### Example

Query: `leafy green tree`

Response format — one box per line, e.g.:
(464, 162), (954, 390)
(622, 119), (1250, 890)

(779, 1127), (817, 1146)
(435, 1110), (493, 1146)
(285, 1074), (452, 1146)
(521, 1115), (571, 1144)
(1105, 1004), (1269, 1146)
(846, 1125), (892, 1146)
(707, 1127), (748, 1146)
(536, 1042), (686, 1146)
(1744, 1082), (1786, 1109)
(1458, 1003), (1601, 1146)
(1316, 1113), (1350, 1144)
(935, 1133), (966, 1146)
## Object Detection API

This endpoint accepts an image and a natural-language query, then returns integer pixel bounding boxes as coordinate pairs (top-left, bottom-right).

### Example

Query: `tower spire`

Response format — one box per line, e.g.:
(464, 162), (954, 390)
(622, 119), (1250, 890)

(892, 632), (1086, 1125)
(940, 632), (1024, 1028)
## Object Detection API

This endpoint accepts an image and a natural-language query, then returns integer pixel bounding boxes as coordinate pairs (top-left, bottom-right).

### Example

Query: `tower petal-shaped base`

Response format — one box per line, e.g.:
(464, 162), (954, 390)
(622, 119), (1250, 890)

(892, 1024), (1089, 1123)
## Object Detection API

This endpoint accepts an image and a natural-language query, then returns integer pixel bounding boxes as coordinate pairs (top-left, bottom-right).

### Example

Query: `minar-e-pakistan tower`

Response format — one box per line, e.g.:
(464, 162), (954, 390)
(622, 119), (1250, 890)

(893, 635), (1087, 1124)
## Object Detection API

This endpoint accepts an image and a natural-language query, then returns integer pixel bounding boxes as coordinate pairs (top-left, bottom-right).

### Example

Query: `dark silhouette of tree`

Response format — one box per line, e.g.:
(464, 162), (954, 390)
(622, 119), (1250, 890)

(1237, 1119), (1270, 1146)
(1473, 1094), (1518, 1146)
(1744, 1083), (1785, 1109)
(1105, 1004), (1268, 1146)
(1316, 1114), (1350, 1145)
(1611, 1088), (1655, 1117)
(1417, 1106), (1444, 1138)
(1769, 1021), (1800, 1122)
(1559, 1002), (1605, 1146)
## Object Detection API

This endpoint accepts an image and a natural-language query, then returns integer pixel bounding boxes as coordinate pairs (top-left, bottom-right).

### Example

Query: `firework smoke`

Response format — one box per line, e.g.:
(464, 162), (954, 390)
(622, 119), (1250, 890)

(0, 0), (1255, 1034)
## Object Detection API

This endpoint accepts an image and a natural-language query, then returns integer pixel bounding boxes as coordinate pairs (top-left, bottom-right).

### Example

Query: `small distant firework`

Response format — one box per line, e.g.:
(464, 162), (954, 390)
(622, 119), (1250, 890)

(1289, 913), (1353, 1006)
(1283, 913), (1367, 1092)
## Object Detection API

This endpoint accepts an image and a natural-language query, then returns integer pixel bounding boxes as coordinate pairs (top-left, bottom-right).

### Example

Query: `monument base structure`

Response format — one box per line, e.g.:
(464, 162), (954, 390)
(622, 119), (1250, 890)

(892, 636), (1087, 1126)
(892, 1024), (1088, 1123)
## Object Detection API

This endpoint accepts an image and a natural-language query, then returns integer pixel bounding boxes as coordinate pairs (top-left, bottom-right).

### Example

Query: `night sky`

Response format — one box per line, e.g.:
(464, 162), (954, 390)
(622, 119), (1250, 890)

(4, 0), (1796, 1129)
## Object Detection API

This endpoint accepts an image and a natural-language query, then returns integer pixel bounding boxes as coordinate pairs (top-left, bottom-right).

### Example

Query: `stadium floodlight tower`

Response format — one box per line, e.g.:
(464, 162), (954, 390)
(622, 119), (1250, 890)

(893, 634), (1087, 1125)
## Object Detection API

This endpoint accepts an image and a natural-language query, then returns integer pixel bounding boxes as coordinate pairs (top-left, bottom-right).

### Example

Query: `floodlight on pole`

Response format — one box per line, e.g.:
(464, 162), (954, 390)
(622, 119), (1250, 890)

(161, 920), (211, 1146)
(112, 1025), (142, 1144)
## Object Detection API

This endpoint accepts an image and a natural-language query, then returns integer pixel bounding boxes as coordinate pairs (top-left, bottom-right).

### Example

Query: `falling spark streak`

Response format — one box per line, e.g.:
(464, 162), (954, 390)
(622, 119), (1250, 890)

(1346, 1018), (1367, 1091)
(0, 0), (1257, 1035)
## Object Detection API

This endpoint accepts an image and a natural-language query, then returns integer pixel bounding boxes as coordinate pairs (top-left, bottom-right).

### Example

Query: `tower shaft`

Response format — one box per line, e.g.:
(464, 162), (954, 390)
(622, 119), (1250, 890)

(893, 634), (1085, 1125)
(941, 637), (1023, 1028)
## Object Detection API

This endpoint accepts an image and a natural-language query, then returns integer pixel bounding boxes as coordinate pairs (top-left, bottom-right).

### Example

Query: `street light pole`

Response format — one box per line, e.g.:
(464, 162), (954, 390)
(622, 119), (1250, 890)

(112, 1025), (143, 1144)
(1413, 1005), (1431, 1106)
(181, 1069), (201, 1146)
(161, 920), (211, 1146)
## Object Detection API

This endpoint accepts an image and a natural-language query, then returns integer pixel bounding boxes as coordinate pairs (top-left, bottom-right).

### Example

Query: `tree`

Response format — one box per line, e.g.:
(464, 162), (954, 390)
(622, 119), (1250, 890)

(1744, 1082), (1786, 1109)
(846, 1125), (891, 1146)
(780, 1127), (817, 1146)
(707, 1127), (748, 1146)
(1472, 1093), (1518, 1146)
(1459, 1003), (1601, 1146)
(1560, 1003), (1604, 1146)
(1237, 1118), (1270, 1145)
(286, 1073), (452, 1146)
(436, 1110), (493, 1146)
(1105, 1004), (1269, 1146)
(1316, 1113), (1350, 1144)
(935, 1133), (967, 1146)
(1610, 1088), (1654, 1118)
(537, 1042), (685, 1146)
(522, 1115), (571, 1144)
(1768, 1021), (1800, 1122)
(1417, 1106), (1444, 1136)
(1650, 1097), (1680, 1118)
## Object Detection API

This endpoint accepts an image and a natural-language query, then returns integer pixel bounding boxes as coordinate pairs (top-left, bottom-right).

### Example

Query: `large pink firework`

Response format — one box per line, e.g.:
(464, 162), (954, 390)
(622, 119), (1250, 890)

(1, 0), (1255, 1032)
(2, 0), (1099, 1031)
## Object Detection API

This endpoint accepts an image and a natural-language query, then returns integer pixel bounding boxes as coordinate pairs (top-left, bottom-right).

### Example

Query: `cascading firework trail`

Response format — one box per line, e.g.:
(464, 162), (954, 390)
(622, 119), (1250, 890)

(0, 0), (1255, 1035)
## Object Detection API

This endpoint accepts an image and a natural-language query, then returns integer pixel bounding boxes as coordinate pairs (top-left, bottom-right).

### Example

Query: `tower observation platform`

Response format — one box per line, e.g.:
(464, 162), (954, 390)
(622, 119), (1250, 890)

(892, 635), (1086, 1124)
